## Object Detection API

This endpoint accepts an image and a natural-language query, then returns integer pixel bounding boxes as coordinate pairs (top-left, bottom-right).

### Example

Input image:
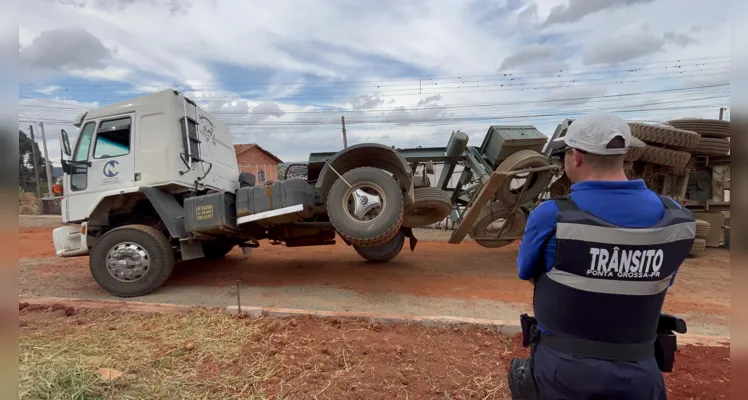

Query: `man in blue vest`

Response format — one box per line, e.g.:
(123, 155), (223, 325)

(509, 111), (695, 399)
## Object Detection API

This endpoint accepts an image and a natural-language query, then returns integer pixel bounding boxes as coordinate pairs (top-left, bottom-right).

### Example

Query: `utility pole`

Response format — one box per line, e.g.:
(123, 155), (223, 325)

(341, 116), (348, 149)
(39, 122), (53, 197)
(719, 107), (726, 120)
(28, 125), (42, 198)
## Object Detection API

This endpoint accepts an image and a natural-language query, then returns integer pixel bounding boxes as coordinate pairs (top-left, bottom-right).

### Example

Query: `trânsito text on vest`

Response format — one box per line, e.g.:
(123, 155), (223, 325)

(587, 247), (664, 279)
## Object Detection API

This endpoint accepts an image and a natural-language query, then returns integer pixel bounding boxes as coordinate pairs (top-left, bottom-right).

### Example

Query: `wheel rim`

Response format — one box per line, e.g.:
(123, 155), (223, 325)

(105, 242), (151, 283)
(343, 182), (386, 222)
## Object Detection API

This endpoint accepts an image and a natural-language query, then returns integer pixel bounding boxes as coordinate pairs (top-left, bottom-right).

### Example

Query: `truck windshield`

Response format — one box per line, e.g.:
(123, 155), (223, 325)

(73, 122), (95, 161)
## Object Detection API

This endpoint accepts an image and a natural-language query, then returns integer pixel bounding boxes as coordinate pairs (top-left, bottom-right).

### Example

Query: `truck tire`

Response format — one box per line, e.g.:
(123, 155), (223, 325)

(667, 118), (730, 138)
(639, 146), (692, 168)
(624, 145), (645, 162)
(628, 122), (701, 149)
(202, 241), (235, 260)
(689, 238), (707, 256)
(695, 219), (711, 238)
(496, 150), (553, 205)
(403, 187), (453, 228)
(89, 225), (175, 297)
(470, 202), (526, 248)
(327, 167), (404, 247)
(691, 137), (730, 156)
(353, 231), (405, 263)
(549, 174), (571, 197)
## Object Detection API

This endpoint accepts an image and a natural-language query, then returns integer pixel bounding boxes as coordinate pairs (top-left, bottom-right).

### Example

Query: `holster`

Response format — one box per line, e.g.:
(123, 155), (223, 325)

(508, 314), (540, 400)
(655, 313), (687, 373)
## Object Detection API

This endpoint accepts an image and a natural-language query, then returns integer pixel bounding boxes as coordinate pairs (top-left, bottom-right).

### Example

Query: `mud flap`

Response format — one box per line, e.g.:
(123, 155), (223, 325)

(402, 227), (418, 252)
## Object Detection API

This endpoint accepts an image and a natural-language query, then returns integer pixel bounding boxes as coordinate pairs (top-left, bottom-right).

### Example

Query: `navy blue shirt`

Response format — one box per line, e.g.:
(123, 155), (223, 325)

(517, 179), (680, 332)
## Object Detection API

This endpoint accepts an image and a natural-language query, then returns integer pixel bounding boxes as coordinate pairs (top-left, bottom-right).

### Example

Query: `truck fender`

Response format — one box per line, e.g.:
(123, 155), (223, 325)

(139, 187), (189, 239)
(315, 143), (413, 202)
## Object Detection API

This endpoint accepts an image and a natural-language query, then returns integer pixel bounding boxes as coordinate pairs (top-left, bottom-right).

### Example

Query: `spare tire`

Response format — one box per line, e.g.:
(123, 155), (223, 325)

(327, 167), (404, 247)
(695, 219), (711, 238)
(628, 122), (701, 149)
(667, 118), (730, 138)
(639, 146), (692, 168)
(470, 202), (526, 248)
(354, 231), (405, 263)
(624, 145), (645, 162)
(202, 241), (235, 260)
(549, 174), (572, 198)
(689, 238), (707, 256)
(496, 150), (553, 205)
(691, 137), (730, 156)
(403, 187), (453, 228)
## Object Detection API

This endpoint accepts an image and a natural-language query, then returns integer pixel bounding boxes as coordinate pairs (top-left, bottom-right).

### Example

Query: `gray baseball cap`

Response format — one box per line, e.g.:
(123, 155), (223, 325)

(550, 110), (645, 155)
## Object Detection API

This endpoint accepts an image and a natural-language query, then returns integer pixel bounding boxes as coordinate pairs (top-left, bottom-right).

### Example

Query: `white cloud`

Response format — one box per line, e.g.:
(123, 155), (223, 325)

(35, 86), (62, 95)
(583, 30), (666, 65)
(544, 0), (655, 26)
(499, 44), (557, 70)
(18, 0), (730, 161)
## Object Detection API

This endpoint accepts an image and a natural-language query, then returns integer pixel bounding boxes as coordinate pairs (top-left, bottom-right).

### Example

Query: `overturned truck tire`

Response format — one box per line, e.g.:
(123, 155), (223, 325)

(327, 167), (404, 248)
(628, 122), (701, 149)
(639, 146), (692, 168)
(496, 150), (553, 205)
(470, 202), (527, 248)
(354, 231), (405, 263)
(403, 187), (453, 228)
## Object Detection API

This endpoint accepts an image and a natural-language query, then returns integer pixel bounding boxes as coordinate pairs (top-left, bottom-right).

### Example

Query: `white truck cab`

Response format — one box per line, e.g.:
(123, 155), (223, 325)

(54, 90), (241, 257)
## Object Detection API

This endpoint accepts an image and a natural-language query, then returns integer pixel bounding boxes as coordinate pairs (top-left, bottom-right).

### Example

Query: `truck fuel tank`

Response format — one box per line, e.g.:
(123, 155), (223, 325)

(236, 178), (315, 226)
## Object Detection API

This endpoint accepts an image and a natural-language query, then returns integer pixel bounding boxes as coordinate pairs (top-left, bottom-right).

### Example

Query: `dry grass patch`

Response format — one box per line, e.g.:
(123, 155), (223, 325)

(20, 306), (520, 399)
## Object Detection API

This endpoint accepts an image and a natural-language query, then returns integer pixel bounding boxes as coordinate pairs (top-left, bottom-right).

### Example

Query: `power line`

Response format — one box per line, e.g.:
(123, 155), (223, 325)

(20, 55), (730, 90)
(20, 101), (727, 128)
(20, 84), (729, 114)
(23, 60), (730, 94)
(21, 70), (731, 106)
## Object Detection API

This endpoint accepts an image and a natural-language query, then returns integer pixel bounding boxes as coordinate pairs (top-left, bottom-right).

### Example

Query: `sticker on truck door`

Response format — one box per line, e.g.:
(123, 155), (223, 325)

(101, 160), (123, 185)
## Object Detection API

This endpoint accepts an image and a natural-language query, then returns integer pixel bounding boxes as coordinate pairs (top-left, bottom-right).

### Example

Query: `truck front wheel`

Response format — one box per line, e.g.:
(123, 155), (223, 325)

(90, 225), (175, 297)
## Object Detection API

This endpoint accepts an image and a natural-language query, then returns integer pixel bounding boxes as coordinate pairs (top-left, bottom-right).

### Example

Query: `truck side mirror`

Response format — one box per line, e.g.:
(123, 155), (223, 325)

(61, 129), (72, 156)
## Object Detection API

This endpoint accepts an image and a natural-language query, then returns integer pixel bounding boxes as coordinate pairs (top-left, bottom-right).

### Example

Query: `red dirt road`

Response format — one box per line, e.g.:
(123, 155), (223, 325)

(19, 226), (730, 331)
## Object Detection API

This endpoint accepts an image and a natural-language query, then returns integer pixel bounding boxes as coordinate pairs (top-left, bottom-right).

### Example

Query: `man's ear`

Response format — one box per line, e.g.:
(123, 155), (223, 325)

(573, 149), (584, 168)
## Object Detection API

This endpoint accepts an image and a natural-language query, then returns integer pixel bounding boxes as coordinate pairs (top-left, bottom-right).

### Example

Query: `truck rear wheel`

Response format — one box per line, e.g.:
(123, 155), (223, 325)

(354, 231), (405, 263)
(327, 167), (404, 247)
(90, 225), (175, 297)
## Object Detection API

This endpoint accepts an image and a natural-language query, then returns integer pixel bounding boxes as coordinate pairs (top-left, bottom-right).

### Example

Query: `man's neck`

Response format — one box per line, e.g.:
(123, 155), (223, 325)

(577, 169), (629, 182)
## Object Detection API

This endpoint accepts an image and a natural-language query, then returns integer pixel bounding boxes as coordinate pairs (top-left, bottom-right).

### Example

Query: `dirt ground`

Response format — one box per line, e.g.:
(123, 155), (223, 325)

(19, 306), (730, 400)
(18, 216), (731, 337)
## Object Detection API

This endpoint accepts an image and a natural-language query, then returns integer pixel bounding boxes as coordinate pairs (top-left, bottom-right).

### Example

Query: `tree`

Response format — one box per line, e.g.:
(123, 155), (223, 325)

(18, 129), (50, 195)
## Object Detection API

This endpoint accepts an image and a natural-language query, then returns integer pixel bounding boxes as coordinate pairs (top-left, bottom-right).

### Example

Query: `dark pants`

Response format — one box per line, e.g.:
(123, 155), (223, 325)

(533, 343), (667, 400)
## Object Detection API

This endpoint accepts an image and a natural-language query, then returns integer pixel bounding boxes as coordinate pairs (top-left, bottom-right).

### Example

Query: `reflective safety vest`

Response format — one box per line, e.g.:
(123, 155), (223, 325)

(533, 195), (695, 361)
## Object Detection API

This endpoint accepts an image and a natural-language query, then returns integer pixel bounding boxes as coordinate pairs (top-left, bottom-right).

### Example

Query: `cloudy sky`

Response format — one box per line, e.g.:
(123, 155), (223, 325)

(18, 0), (730, 164)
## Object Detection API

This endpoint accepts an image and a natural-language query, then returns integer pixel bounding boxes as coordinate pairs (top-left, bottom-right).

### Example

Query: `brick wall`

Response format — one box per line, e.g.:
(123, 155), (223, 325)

(236, 147), (278, 183)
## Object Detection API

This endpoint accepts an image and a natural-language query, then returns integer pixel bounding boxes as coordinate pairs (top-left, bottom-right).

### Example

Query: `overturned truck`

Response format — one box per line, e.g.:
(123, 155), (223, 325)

(53, 90), (560, 297)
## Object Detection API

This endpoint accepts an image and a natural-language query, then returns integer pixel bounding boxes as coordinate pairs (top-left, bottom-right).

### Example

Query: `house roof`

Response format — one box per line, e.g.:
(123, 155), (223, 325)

(233, 143), (283, 163)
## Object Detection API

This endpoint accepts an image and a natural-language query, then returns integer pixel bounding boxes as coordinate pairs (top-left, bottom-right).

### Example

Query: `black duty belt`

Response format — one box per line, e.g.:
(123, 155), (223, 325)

(539, 332), (655, 362)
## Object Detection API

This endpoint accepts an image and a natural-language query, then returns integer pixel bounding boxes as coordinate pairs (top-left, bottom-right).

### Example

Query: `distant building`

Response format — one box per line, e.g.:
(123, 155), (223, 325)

(234, 144), (283, 184)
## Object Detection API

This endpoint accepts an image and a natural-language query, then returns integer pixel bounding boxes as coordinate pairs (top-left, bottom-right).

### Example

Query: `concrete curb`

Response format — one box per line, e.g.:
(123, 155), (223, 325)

(18, 296), (730, 346)
(231, 304), (512, 336)
(224, 306), (730, 346)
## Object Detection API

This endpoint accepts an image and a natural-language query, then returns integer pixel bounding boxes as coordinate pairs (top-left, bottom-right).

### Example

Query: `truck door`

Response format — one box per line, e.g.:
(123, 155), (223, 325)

(67, 115), (135, 221)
